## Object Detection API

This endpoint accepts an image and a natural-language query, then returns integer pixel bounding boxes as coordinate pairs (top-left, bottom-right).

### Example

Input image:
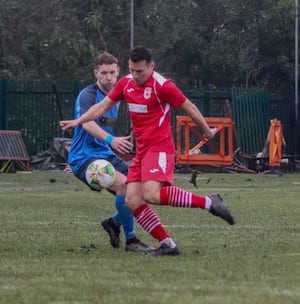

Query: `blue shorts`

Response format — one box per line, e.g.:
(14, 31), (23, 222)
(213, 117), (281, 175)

(74, 155), (128, 190)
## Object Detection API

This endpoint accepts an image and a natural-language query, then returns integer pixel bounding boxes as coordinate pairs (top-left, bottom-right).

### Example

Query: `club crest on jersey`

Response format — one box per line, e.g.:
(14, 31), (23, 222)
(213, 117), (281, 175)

(144, 87), (152, 99)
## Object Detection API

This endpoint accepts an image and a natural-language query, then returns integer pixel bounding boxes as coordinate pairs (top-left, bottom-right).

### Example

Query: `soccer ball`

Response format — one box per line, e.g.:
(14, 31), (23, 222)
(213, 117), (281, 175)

(85, 160), (116, 190)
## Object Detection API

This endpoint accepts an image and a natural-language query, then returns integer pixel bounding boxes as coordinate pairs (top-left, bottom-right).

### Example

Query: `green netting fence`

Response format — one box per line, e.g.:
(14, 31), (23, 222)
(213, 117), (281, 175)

(0, 79), (284, 157)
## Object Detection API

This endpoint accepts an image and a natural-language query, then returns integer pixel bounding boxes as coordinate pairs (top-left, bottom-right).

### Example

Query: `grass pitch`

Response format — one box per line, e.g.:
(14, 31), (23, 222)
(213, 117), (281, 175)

(0, 172), (299, 304)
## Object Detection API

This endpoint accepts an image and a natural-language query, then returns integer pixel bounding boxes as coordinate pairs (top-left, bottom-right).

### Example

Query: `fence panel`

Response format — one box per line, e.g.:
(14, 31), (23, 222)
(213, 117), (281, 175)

(232, 88), (270, 155)
(0, 80), (133, 156)
(0, 80), (83, 155)
(1, 80), (275, 157)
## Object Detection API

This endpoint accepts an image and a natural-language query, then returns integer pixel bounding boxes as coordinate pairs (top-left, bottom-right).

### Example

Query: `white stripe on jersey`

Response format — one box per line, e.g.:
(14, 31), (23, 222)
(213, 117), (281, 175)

(153, 77), (170, 126)
(153, 71), (167, 85)
(158, 103), (170, 126)
(128, 103), (148, 113)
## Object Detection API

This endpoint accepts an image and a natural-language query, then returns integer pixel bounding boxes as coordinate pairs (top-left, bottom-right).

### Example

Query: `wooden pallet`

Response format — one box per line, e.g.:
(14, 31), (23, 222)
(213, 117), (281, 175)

(0, 130), (31, 173)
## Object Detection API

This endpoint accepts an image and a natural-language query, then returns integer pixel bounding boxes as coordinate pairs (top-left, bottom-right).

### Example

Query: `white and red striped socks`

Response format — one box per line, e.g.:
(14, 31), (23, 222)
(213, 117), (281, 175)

(133, 203), (170, 242)
(160, 186), (212, 210)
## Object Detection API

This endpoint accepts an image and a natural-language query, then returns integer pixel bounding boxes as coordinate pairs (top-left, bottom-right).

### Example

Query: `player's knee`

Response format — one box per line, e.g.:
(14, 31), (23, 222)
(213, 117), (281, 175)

(125, 193), (137, 211)
(142, 182), (161, 204)
(111, 179), (126, 195)
(143, 189), (160, 204)
(126, 188), (148, 211)
(109, 172), (127, 195)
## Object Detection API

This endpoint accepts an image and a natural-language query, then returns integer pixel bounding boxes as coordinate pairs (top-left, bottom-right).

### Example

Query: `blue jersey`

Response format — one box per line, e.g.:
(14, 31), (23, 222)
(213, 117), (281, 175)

(68, 84), (119, 174)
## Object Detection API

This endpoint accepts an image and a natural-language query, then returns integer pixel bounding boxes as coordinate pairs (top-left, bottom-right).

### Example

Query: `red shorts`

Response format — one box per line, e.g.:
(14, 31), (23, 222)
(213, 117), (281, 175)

(126, 151), (175, 186)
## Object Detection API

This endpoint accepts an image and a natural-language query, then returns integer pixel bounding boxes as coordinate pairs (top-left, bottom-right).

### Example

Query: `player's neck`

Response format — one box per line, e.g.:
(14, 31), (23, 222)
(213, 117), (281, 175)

(96, 83), (110, 95)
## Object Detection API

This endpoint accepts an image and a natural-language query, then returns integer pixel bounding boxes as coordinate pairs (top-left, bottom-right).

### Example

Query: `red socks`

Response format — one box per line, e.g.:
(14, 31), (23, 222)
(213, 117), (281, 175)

(133, 203), (169, 242)
(133, 186), (208, 243)
(160, 186), (206, 209)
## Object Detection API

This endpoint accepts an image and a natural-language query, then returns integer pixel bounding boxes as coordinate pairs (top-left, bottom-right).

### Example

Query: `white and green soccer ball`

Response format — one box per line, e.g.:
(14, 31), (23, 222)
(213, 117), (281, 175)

(85, 159), (116, 190)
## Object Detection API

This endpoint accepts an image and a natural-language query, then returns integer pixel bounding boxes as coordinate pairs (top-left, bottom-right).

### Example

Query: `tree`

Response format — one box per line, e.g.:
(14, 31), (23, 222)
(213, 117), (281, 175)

(0, 0), (296, 92)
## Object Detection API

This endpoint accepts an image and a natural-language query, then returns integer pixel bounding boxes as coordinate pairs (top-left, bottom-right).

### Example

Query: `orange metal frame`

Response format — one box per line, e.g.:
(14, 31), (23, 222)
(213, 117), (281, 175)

(176, 116), (233, 165)
(269, 119), (282, 167)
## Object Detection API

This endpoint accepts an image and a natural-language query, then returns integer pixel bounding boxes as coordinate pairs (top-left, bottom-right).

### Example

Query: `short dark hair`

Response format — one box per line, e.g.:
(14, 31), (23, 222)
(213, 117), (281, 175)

(129, 46), (153, 63)
(94, 52), (118, 67)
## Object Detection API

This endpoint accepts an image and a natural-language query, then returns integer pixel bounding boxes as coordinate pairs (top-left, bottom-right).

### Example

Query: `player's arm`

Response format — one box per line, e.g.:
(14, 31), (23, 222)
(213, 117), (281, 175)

(180, 99), (216, 138)
(83, 121), (133, 154)
(60, 96), (114, 130)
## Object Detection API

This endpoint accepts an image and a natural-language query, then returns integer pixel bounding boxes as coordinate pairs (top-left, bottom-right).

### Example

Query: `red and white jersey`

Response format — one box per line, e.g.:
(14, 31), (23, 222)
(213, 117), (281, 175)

(108, 71), (186, 158)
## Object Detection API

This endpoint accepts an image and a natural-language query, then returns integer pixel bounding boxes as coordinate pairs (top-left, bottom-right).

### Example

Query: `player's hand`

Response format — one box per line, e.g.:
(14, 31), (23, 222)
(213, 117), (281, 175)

(204, 127), (217, 139)
(60, 120), (78, 131)
(64, 164), (73, 174)
(110, 135), (133, 154)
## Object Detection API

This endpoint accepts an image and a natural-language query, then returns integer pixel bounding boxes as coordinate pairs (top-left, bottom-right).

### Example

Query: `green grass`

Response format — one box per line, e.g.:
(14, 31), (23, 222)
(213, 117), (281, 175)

(0, 172), (299, 304)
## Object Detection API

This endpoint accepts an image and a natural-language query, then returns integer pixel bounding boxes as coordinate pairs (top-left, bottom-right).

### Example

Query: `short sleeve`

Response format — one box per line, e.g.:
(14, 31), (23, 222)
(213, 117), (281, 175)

(161, 80), (186, 108)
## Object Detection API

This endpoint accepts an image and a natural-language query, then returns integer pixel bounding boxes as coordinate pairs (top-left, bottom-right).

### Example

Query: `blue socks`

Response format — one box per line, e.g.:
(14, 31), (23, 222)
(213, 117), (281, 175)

(114, 194), (136, 240)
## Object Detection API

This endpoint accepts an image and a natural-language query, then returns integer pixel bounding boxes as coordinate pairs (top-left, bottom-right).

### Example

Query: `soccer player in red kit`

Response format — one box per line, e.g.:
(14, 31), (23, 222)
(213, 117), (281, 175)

(60, 46), (235, 256)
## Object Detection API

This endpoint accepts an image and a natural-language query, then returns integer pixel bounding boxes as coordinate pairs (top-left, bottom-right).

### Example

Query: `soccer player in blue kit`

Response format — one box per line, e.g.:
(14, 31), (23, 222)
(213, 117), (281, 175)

(68, 52), (152, 252)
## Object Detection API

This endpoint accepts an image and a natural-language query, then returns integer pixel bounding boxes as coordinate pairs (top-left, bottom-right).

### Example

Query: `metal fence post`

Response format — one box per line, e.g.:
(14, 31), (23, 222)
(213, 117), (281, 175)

(0, 80), (8, 129)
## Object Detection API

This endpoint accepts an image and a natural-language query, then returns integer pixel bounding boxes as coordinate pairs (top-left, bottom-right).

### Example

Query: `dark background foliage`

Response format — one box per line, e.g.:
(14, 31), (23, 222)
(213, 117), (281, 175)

(0, 0), (299, 156)
(0, 0), (296, 92)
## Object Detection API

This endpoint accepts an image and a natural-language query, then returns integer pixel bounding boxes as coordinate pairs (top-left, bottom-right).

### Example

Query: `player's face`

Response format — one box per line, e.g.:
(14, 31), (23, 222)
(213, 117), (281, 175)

(128, 60), (154, 86)
(94, 63), (119, 93)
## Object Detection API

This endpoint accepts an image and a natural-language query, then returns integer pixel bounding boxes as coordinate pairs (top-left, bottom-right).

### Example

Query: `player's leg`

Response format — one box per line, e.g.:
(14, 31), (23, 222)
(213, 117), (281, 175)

(108, 171), (136, 240)
(107, 156), (153, 252)
(125, 179), (180, 256)
(141, 152), (235, 225)
(72, 158), (122, 248)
